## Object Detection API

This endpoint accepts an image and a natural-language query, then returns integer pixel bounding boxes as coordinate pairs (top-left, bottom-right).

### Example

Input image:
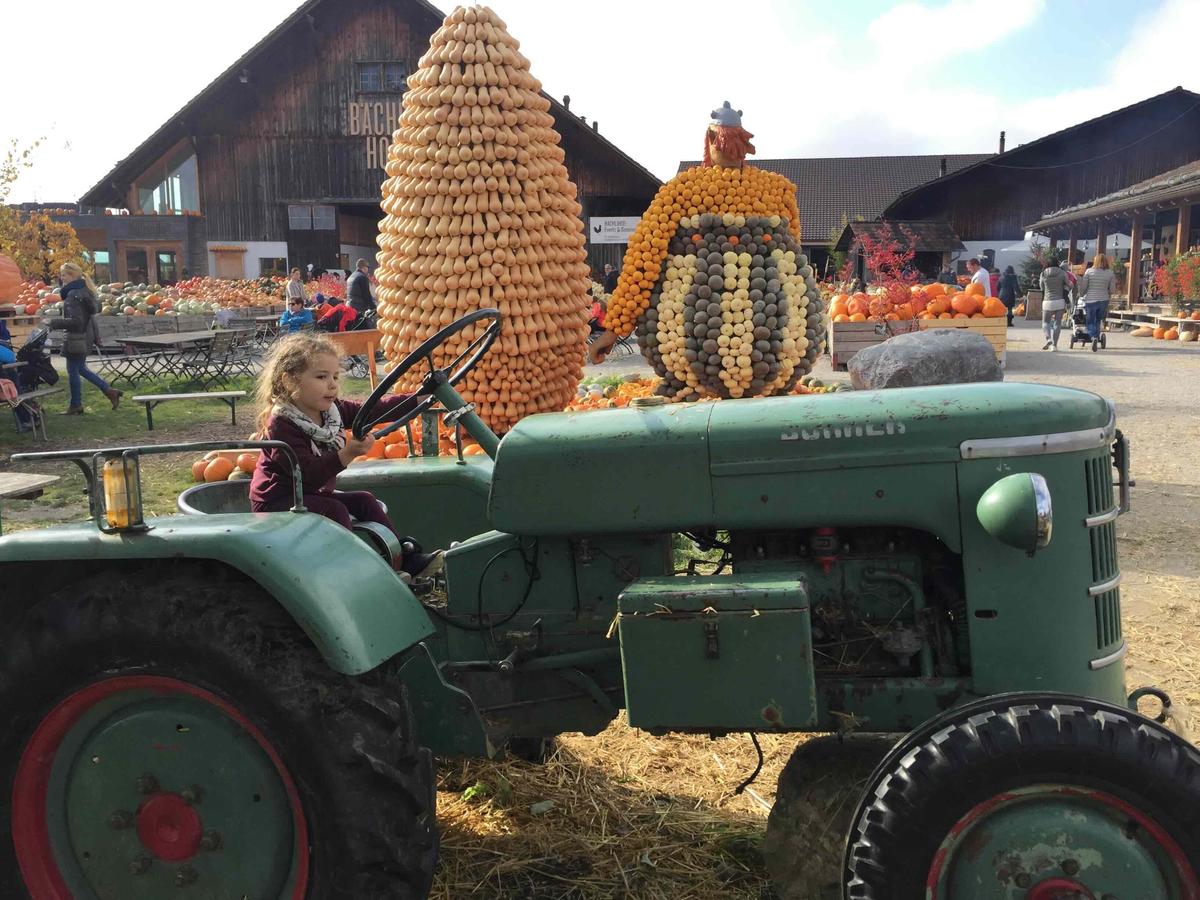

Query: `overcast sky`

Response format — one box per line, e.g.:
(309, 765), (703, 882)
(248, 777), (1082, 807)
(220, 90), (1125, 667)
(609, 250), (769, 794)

(3, 0), (1196, 203)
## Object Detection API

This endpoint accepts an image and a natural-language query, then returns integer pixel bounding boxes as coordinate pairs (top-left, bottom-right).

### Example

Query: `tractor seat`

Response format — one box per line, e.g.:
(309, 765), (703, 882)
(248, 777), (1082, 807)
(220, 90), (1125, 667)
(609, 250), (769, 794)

(177, 479), (397, 564)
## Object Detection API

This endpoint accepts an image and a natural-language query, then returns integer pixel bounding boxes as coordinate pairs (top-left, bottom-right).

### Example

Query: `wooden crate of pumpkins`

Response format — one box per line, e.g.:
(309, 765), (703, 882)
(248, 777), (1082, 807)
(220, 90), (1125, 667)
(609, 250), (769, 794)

(916, 317), (1007, 367)
(829, 283), (1008, 370)
(830, 319), (919, 370)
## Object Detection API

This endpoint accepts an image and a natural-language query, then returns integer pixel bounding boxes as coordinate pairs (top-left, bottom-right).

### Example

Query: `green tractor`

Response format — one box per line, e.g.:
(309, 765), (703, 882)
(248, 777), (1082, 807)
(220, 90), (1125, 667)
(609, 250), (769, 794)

(1, 309), (1197, 899)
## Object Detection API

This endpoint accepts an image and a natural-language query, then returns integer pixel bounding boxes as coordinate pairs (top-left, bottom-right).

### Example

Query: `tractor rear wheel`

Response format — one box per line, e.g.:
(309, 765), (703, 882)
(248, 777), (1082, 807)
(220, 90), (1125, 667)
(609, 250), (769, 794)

(763, 734), (897, 900)
(844, 693), (1200, 899)
(0, 564), (437, 899)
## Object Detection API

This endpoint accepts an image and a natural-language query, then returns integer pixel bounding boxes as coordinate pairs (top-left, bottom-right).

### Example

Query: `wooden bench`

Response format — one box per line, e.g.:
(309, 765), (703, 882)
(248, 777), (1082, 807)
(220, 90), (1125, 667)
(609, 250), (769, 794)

(9, 386), (64, 440)
(131, 390), (247, 431)
(0, 472), (60, 500)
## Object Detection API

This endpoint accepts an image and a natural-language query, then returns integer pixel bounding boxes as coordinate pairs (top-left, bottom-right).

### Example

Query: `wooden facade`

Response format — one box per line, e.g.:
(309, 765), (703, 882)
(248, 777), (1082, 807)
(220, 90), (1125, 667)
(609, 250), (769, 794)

(79, 0), (659, 277)
(884, 89), (1200, 242)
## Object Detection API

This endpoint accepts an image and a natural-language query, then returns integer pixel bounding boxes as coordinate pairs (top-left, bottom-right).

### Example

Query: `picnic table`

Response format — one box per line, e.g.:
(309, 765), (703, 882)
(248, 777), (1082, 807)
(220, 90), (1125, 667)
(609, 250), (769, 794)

(117, 327), (254, 352)
(116, 328), (256, 387)
(0, 472), (60, 500)
(132, 389), (248, 430)
(254, 313), (281, 345)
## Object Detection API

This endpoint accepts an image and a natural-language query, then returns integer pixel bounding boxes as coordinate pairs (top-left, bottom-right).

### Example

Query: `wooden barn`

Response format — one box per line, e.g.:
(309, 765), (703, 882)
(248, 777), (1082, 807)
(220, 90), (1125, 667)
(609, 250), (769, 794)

(76, 0), (659, 283)
(881, 87), (1200, 278)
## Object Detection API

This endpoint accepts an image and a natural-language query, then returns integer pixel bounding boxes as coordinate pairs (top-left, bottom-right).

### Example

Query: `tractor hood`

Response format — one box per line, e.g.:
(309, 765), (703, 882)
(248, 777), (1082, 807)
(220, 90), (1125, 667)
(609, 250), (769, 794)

(487, 383), (1112, 536)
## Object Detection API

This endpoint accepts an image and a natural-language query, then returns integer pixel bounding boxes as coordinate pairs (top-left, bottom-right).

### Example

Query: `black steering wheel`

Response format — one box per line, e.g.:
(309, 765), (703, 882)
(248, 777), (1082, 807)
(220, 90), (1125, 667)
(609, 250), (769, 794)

(351, 308), (502, 440)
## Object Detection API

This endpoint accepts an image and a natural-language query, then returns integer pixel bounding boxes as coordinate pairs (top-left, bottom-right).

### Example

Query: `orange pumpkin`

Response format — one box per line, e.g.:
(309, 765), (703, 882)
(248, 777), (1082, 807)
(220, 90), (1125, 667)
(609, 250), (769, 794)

(964, 282), (985, 298)
(981, 298), (1007, 318)
(868, 297), (890, 318)
(191, 459), (209, 482)
(950, 292), (980, 316)
(849, 313), (868, 322)
(847, 294), (870, 317)
(893, 302), (914, 320)
(829, 295), (850, 318)
(924, 283), (946, 297)
(833, 314), (850, 323)
(204, 457), (235, 482)
(1165, 327), (1179, 340)
(0, 254), (21, 303)
(1191, 311), (1200, 321)
(235, 453), (258, 473)
(926, 296), (950, 316)
(1153, 327), (1167, 339)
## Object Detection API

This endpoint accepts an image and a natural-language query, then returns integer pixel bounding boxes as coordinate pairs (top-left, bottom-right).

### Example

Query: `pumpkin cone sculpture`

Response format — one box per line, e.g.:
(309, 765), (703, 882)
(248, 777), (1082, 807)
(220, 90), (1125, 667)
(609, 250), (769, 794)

(374, 5), (591, 434)
(592, 103), (826, 400)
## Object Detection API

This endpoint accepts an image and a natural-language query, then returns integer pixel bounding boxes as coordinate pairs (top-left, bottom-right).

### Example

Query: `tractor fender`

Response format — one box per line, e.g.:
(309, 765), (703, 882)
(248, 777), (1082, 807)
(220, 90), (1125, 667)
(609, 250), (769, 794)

(0, 512), (435, 675)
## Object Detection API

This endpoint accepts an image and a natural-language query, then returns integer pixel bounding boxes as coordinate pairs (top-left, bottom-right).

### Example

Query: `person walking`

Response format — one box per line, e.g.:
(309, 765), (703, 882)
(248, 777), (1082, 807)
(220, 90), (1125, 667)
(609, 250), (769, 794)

(346, 258), (376, 317)
(998, 265), (1020, 326)
(988, 265), (1001, 298)
(1077, 254), (1117, 346)
(285, 267), (306, 305)
(966, 258), (992, 297)
(1038, 259), (1073, 351)
(49, 262), (121, 413)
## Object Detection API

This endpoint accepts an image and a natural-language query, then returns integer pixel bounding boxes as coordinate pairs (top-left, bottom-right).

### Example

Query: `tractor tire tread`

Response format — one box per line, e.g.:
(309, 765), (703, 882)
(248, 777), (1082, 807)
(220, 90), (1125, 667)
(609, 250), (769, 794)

(844, 694), (1200, 899)
(0, 562), (437, 899)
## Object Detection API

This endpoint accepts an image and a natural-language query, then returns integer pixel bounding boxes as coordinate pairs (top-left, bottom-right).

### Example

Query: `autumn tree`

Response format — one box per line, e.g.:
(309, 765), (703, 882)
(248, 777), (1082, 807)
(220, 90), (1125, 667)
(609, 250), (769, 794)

(0, 138), (94, 282)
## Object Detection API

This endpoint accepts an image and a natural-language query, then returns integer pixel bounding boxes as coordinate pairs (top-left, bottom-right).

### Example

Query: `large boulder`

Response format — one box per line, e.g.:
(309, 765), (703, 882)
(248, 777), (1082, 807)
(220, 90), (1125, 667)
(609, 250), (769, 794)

(849, 328), (1002, 390)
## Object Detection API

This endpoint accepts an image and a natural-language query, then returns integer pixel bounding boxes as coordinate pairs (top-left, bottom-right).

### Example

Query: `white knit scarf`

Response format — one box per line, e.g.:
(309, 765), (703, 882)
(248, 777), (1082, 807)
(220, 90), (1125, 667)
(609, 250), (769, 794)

(272, 400), (346, 454)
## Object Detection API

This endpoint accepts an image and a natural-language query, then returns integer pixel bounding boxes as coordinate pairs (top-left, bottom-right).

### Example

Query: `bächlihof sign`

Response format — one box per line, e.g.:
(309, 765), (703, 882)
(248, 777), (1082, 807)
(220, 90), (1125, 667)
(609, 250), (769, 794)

(348, 99), (403, 170)
(589, 217), (640, 244)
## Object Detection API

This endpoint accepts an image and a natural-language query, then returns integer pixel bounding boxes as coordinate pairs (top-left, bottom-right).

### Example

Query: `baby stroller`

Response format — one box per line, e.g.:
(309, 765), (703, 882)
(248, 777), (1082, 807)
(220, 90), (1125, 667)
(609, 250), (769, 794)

(1066, 299), (1106, 352)
(342, 308), (384, 379)
(7, 327), (59, 432)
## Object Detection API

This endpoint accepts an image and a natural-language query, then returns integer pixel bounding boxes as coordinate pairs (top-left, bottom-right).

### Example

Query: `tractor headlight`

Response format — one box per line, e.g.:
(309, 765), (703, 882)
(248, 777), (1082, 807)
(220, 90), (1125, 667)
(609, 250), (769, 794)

(976, 473), (1052, 555)
(102, 455), (145, 531)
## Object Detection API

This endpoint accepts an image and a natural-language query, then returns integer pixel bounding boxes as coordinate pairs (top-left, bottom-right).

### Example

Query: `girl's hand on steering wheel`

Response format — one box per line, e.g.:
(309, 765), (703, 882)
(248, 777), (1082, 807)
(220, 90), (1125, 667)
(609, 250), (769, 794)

(340, 433), (375, 464)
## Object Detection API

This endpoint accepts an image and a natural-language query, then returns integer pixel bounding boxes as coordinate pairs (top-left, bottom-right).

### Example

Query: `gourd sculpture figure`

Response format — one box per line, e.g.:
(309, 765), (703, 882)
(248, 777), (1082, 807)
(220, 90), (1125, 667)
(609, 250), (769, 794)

(373, 5), (591, 433)
(594, 104), (826, 399)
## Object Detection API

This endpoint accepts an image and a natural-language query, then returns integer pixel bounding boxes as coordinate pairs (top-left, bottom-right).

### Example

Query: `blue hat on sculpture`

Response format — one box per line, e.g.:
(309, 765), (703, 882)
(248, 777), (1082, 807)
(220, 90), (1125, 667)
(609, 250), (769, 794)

(710, 101), (743, 128)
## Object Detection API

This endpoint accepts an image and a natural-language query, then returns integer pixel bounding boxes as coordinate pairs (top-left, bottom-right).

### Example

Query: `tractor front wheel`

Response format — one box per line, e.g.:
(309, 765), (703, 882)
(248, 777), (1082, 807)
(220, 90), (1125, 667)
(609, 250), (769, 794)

(844, 693), (1200, 899)
(763, 733), (897, 900)
(0, 565), (437, 899)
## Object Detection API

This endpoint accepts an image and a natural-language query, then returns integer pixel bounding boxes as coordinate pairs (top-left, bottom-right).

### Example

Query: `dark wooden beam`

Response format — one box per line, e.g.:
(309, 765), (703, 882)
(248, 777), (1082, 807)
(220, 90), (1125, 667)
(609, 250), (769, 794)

(1129, 210), (1144, 304)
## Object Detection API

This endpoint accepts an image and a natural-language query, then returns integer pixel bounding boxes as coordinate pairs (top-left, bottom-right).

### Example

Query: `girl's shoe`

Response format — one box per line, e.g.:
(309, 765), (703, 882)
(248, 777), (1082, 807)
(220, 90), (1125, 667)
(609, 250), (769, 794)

(61, 406), (84, 415)
(403, 550), (445, 580)
(104, 388), (123, 410)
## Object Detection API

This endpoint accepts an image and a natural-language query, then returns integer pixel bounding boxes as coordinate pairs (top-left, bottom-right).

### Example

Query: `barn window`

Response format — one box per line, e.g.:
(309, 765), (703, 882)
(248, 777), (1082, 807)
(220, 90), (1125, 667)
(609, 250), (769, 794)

(356, 61), (407, 94)
(356, 63), (382, 93)
(384, 62), (407, 91)
(312, 205), (337, 230)
(288, 205), (312, 230)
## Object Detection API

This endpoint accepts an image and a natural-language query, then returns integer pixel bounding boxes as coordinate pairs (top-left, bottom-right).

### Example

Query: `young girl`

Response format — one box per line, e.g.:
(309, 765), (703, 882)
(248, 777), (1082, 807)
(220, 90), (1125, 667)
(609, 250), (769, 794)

(249, 332), (441, 578)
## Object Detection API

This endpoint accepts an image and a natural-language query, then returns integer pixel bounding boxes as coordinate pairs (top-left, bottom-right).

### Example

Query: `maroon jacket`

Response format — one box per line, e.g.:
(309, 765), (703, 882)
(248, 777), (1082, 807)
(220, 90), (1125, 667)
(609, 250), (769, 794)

(250, 395), (412, 511)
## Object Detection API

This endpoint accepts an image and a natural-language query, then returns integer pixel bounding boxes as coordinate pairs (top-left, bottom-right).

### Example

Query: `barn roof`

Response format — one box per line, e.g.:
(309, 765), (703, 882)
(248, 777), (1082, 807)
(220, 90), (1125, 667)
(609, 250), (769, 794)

(884, 86), (1200, 220)
(676, 154), (990, 246)
(832, 220), (966, 253)
(79, 0), (659, 207)
(1028, 158), (1200, 232)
